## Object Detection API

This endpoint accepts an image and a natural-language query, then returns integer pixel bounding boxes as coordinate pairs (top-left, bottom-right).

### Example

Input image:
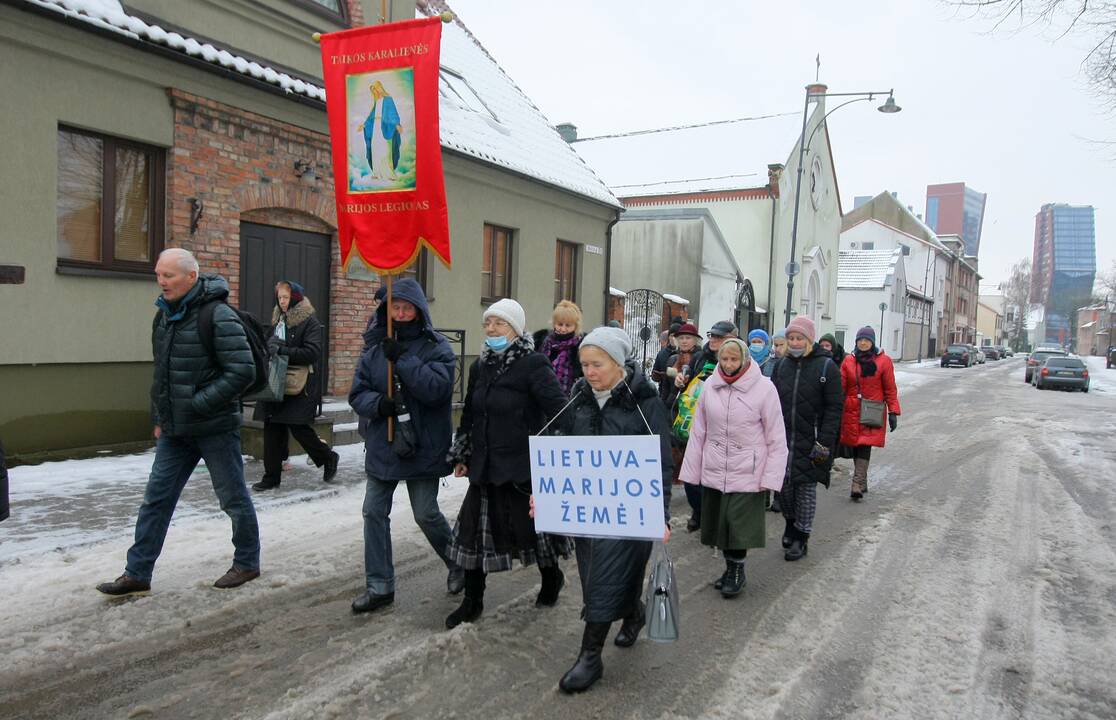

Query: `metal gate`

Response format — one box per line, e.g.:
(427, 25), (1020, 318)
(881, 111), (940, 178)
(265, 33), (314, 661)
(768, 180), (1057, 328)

(622, 288), (665, 373)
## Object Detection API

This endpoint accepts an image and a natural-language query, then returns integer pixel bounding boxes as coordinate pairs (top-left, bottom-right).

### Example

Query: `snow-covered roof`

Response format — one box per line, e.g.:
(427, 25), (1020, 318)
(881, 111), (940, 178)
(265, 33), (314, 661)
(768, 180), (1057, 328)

(18, 0), (621, 208)
(611, 175), (766, 198)
(419, 3), (620, 208)
(662, 293), (690, 305)
(609, 287), (627, 298)
(20, 0), (326, 100)
(838, 249), (902, 289)
(572, 112), (800, 198)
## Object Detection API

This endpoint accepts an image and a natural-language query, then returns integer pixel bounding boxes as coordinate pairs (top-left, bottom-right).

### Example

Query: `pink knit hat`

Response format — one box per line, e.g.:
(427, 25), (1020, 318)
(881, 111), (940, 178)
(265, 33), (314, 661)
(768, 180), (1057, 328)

(785, 316), (816, 342)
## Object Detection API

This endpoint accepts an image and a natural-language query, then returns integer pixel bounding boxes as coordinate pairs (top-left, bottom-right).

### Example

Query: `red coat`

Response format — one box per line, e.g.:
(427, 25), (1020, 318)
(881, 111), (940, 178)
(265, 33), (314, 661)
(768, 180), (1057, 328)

(839, 352), (900, 448)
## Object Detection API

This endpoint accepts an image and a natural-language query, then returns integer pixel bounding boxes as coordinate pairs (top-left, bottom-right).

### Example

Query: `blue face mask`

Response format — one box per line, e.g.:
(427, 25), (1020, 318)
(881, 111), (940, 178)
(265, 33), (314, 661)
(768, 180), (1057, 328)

(485, 335), (510, 350)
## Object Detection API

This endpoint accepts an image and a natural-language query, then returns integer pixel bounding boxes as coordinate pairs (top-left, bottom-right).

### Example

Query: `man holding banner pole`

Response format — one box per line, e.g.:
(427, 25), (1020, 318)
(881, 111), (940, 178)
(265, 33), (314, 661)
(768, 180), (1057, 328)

(317, 16), (458, 613)
(531, 327), (674, 694)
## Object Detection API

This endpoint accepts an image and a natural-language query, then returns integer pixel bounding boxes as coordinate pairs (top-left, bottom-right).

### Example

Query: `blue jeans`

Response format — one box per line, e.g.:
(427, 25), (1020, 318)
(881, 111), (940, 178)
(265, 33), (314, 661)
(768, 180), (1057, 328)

(363, 475), (453, 594)
(126, 431), (259, 582)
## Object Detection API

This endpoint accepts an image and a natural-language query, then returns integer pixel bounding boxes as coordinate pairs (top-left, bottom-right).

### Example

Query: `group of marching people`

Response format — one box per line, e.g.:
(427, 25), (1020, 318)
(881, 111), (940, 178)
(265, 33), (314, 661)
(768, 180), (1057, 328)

(348, 281), (901, 694)
(97, 248), (899, 696)
(651, 314), (901, 593)
(349, 285), (670, 693)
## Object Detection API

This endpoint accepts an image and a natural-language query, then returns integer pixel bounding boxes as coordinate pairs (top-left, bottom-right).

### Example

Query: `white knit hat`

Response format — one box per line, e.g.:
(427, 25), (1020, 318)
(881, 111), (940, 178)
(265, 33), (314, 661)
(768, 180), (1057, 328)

(581, 326), (633, 368)
(483, 298), (526, 336)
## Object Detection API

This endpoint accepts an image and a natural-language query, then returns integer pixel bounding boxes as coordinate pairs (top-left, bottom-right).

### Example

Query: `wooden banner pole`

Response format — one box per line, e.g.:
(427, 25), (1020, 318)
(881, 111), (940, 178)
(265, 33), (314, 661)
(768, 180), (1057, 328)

(386, 273), (395, 442)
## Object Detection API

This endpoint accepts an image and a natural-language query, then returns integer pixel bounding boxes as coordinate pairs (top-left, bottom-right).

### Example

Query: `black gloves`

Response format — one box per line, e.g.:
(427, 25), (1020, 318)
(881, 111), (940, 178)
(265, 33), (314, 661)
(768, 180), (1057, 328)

(377, 396), (399, 418)
(267, 335), (286, 356)
(381, 337), (405, 363)
(888, 413), (898, 432)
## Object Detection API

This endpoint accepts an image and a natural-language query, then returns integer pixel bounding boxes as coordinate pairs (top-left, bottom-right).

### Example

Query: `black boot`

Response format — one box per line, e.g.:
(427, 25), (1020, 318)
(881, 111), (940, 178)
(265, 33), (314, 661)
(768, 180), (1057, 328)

(720, 560), (746, 597)
(323, 450), (340, 483)
(536, 565), (565, 607)
(559, 622), (610, 693)
(445, 569), (485, 629)
(782, 517), (795, 549)
(613, 603), (645, 648)
(768, 492), (782, 513)
(713, 557), (733, 590)
(785, 528), (809, 562)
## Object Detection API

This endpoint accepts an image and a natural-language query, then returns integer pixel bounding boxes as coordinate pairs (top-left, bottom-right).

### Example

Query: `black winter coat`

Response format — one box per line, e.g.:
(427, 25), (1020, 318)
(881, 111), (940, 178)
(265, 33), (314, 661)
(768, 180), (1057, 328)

(350, 279), (455, 482)
(687, 343), (719, 379)
(151, 275), (255, 437)
(770, 348), (843, 487)
(450, 335), (568, 487)
(553, 364), (674, 623)
(253, 298), (323, 425)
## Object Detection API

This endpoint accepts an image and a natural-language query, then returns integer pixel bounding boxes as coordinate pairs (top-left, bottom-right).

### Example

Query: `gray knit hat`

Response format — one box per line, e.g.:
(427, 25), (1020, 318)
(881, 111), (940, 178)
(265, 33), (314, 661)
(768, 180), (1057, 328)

(581, 326), (632, 367)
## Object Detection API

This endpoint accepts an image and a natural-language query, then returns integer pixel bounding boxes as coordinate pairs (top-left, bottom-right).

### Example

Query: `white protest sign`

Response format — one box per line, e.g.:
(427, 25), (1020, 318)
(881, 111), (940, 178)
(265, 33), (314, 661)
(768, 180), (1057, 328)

(529, 435), (666, 540)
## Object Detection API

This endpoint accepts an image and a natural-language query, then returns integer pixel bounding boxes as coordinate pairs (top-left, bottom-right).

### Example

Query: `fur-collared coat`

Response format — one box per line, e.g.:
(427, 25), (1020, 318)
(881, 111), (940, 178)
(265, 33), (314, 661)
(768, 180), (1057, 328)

(252, 298), (323, 425)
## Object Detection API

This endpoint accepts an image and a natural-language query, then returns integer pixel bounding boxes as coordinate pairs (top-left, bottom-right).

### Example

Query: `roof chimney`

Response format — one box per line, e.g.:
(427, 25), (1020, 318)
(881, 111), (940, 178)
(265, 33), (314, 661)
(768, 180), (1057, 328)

(556, 122), (578, 143)
(767, 163), (784, 194)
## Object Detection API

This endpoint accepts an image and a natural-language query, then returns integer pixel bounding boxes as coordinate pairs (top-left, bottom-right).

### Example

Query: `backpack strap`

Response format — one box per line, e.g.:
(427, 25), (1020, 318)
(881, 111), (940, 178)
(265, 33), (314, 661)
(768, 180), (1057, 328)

(196, 299), (222, 366)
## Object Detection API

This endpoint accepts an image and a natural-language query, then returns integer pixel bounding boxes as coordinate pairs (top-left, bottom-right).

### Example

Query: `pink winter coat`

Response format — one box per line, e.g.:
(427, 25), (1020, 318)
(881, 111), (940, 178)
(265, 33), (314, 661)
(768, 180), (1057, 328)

(679, 360), (788, 494)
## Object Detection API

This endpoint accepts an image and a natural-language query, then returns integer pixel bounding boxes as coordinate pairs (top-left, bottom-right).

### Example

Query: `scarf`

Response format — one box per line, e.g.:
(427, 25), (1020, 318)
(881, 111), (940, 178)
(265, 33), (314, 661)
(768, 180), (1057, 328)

(542, 331), (580, 394)
(855, 346), (879, 377)
(718, 363), (747, 384)
(593, 376), (625, 408)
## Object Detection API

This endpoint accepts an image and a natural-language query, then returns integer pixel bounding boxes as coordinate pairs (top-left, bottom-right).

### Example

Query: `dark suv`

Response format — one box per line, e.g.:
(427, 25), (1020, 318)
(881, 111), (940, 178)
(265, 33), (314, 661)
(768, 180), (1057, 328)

(1024, 348), (1067, 383)
(941, 344), (973, 368)
(983, 346), (1001, 361)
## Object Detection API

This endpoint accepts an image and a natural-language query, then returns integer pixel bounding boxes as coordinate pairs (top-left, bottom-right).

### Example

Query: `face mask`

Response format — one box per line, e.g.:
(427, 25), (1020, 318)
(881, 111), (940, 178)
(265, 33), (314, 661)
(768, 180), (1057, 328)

(787, 346), (806, 358)
(485, 335), (509, 350)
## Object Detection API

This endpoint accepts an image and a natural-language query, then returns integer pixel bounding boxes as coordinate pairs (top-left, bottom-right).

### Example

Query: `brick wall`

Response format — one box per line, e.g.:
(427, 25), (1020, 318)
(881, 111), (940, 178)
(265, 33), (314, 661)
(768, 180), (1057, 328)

(347, 0), (365, 26)
(166, 88), (379, 395)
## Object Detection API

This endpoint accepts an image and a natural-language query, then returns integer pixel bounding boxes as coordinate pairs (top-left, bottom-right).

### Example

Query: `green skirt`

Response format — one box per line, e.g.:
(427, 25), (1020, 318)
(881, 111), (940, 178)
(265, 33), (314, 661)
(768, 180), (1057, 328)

(700, 487), (767, 550)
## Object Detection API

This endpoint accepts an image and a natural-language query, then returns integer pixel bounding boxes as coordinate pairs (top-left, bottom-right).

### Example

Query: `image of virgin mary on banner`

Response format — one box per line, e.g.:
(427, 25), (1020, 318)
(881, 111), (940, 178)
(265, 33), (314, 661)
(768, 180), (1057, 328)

(320, 17), (450, 273)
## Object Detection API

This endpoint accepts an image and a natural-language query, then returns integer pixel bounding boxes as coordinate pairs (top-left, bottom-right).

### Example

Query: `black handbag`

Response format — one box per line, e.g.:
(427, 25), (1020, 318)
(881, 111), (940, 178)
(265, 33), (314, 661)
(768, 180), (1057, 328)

(855, 362), (886, 429)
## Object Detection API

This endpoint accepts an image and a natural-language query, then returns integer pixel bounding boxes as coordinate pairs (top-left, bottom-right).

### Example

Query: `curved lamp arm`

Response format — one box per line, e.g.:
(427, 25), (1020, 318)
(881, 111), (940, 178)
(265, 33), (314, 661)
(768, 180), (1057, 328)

(803, 96), (874, 154)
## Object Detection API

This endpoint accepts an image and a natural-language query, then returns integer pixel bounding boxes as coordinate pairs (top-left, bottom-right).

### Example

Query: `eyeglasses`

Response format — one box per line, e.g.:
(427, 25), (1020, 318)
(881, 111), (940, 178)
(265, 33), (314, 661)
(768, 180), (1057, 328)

(483, 318), (510, 329)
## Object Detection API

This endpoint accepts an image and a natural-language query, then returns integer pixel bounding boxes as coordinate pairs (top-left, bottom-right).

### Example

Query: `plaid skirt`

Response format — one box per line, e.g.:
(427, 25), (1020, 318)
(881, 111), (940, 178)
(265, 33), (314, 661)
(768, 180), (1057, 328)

(447, 483), (571, 573)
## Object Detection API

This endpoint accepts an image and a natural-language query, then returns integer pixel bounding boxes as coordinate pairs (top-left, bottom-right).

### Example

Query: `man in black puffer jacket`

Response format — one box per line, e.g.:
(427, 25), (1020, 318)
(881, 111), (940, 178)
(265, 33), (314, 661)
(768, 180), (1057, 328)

(770, 316), (843, 562)
(96, 249), (260, 597)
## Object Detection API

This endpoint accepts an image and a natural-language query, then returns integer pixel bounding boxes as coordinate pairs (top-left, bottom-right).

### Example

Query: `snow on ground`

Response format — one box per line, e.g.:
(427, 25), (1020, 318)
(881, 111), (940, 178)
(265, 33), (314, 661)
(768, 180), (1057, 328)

(1086, 356), (1116, 394)
(0, 443), (469, 676)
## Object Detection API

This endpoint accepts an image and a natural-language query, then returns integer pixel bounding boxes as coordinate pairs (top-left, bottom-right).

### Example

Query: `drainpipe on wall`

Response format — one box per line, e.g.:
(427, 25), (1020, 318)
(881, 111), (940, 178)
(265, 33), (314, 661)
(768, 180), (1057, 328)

(603, 210), (620, 325)
(766, 186), (777, 333)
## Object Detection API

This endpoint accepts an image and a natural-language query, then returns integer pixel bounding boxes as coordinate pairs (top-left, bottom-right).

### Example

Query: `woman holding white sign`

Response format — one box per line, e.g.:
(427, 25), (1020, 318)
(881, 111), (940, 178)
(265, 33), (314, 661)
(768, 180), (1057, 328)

(547, 326), (674, 694)
(445, 299), (571, 630)
(679, 338), (787, 597)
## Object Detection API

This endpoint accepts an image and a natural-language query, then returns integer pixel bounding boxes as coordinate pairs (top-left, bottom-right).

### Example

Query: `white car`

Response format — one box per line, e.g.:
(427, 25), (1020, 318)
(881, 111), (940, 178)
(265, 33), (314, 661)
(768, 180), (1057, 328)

(973, 346), (986, 364)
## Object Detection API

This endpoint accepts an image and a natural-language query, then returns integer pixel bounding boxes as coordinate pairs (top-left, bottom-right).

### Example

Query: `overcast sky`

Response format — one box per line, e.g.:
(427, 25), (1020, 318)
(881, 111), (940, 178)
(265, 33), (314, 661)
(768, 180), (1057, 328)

(447, 0), (1113, 289)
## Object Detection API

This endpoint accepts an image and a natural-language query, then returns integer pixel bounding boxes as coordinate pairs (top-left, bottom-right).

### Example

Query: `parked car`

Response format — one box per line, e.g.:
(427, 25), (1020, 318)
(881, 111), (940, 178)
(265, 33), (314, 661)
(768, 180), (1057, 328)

(1001, 347), (1014, 357)
(1033, 356), (1089, 392)
(942, 344), (974, 368)
(973, 345), (986, 364)
(983, 346), (1001, 361)
(1024, 348), (1068, 383)
(1108, 346), (1115, 369)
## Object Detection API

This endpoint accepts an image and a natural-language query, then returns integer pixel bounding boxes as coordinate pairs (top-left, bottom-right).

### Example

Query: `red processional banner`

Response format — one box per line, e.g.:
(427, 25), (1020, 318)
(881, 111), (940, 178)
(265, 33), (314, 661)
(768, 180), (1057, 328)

(319, 17), (450, 273)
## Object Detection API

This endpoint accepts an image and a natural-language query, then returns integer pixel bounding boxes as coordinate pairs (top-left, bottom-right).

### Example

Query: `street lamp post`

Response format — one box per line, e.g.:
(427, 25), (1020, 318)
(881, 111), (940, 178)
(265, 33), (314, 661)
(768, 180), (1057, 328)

(879, 302), (888, 351)
(783, 85), (901, 328)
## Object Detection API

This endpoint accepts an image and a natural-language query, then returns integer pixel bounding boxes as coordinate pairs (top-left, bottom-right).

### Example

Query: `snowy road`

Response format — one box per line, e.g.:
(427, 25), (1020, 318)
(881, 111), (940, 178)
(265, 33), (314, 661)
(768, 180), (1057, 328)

(3, 358), (1116, 719)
